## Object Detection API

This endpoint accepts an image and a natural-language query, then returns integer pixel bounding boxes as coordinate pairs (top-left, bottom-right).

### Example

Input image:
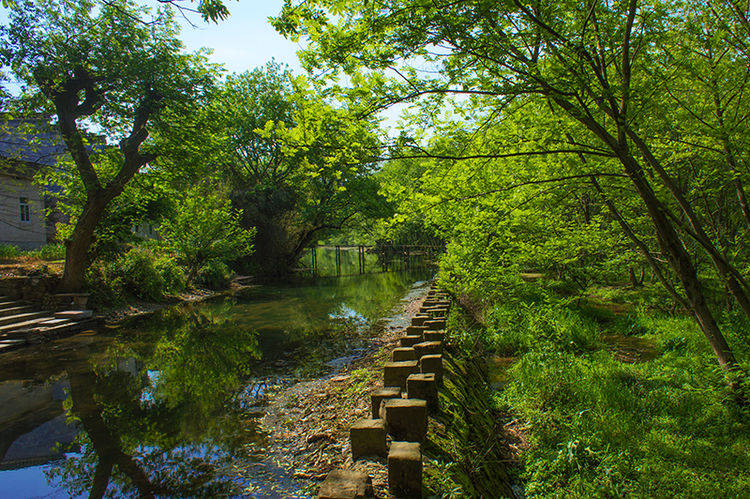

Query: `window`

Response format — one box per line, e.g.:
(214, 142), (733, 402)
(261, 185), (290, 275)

(19, 197), (30, 223)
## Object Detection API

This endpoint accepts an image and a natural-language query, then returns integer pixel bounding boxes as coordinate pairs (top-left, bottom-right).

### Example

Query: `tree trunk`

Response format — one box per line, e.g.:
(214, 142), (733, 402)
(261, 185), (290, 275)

(60, 194), (109, 292)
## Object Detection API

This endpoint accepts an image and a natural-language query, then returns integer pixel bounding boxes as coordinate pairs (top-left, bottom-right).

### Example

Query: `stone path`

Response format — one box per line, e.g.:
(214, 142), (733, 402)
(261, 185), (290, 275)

(319, 283), (450, 499)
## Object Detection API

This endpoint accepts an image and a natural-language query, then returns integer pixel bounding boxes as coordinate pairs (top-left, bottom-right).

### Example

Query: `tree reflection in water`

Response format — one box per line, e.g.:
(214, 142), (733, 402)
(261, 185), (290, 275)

(45, 309), (261, 497)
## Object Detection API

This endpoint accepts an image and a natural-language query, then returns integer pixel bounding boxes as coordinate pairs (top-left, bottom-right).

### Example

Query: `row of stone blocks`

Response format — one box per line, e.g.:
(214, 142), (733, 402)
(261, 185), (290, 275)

(318, 285), (450, 498)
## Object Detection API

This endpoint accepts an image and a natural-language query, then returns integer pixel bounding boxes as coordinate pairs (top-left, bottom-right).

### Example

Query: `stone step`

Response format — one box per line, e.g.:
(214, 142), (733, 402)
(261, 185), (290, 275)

(0, 305), (32, 317)
(0, 315), (57, 335)
(0, 338), (27, 352)
(0, 311), (49, 328)
(0, 300), (24, 308)
(54, 310), (93, 320)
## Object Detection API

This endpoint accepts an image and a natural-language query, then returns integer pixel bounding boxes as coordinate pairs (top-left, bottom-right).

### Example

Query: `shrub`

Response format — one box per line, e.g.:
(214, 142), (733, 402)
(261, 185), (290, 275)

(154, 256), (186, 292)
(0, 244), (20, 261)
(113, 247), (166, 301)
(196, 259), (231, 289)
(25, 243), (66, 260)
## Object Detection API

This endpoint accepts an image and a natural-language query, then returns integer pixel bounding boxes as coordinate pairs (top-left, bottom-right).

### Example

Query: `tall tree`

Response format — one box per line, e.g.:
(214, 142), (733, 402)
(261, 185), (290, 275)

(1, 0), (217, 291)
(160, 64), (388, 278)
(274, 0), (750, 371)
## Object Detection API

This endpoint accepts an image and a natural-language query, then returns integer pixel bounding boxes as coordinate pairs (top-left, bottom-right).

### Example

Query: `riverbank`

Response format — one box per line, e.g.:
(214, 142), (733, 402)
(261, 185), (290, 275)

(439, 285), (750, 497)
(234, 279), (431, 496)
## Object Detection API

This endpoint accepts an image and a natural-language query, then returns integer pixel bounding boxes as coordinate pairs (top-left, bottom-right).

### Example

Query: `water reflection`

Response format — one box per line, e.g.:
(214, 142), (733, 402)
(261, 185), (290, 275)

(0, 270), (430, 497)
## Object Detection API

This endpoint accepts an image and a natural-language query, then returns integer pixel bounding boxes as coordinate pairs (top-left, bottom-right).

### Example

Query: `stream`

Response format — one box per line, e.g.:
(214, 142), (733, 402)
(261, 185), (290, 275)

(0, 270), (431, 498)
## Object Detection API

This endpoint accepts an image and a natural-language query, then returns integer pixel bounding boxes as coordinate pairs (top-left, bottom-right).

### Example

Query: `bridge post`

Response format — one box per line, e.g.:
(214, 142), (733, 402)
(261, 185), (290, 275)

(335, 245), (341, 277)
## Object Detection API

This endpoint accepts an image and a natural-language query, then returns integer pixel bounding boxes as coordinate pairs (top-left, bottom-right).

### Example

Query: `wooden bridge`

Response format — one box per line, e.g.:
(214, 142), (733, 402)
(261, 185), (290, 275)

(298, 244), (443, 278)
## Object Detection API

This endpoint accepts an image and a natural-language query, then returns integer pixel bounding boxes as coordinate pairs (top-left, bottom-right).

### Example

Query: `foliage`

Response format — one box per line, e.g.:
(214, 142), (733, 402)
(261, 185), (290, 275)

(158, 63), (389, 277)
(159, 186), (254, 286)
(1, 0), (219, 290)
(275, 0), (750, 369)
(195, 259), (231, 290)
(444, 291), (750, 497)
(86, 247), (186, 306)
(0, 243), (21, 260)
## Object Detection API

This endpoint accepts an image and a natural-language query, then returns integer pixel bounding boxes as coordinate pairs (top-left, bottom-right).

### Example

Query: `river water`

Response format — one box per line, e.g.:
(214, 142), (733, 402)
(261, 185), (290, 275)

(0, 270), (430, 498)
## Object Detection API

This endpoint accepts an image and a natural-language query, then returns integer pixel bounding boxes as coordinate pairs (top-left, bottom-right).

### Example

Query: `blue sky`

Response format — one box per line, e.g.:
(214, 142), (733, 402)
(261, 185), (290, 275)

(177, 0), (305, 75)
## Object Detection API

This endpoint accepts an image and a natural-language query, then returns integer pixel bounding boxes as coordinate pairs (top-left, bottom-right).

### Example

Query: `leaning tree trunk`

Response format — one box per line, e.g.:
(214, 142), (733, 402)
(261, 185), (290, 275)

(60, 194), (109, 292)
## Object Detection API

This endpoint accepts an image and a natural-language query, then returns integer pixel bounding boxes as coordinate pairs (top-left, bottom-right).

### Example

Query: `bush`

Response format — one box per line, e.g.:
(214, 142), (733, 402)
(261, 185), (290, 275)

(196, 259), (231, 290)
(154, 256), (186, 292)
(112, 247), (166, 301)
(0, 244), (20, 261)
(25, 243), (66, 260)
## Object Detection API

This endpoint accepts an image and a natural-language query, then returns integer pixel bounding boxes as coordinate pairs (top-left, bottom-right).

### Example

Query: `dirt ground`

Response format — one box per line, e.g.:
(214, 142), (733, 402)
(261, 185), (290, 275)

(243, 283), (430, 497)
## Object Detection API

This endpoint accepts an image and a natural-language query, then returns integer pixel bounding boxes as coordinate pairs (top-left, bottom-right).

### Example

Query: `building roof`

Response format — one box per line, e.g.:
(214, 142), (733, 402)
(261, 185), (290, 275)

(0, 118), (68, 177)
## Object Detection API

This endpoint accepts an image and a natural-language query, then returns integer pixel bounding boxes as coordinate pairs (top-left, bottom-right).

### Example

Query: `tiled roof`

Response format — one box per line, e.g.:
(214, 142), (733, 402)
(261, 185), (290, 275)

(0, 118), (68, 174)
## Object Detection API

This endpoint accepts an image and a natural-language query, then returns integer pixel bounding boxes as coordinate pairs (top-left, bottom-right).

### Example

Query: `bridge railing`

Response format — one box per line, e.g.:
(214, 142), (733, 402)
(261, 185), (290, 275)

(296, 244), (443, 277)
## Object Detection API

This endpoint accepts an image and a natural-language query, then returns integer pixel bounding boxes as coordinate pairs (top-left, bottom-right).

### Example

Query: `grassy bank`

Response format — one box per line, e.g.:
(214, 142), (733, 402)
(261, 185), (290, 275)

(428, 285), (750, 497)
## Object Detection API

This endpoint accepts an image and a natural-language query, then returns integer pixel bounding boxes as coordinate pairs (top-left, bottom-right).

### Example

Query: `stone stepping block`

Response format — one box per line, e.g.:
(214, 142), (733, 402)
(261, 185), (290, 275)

(411, 315), (429, 326)
(423, 319), (446, 331)
(406, 325), (427, 337)
(423, 330), (444, 342)
(350, 418), (387, 459)
(399, 335), (422, 348)
(383, 360), (419, 390)
(414, 341), (443, 357)
(420, 354), (443, 385)
(318, 469), (374, 499)
(388, 442), (422, 498)
(380, 398), (427, 441)
(371, 386), (401, 418)
(392, 347), (417, 362)
(407, 373), (438, 409)
(54, 310), (93, 320)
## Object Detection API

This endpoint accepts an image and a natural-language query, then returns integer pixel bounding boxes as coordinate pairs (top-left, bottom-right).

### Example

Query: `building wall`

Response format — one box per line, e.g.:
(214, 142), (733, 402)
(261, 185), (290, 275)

(0, 174), (46, 249)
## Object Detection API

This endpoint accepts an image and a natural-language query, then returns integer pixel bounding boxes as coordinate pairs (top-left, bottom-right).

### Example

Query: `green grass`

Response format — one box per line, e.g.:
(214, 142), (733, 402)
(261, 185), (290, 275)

(441, 289), (750, 498)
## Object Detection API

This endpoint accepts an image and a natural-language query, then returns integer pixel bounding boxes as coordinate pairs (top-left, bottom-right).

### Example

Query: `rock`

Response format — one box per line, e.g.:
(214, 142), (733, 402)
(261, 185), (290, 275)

(388, 442), (422, 497)
(399, 335), (422, 348)
(371, 386), (401, 418)
(406, 325), (427, 337)
(380, 398), (427, 441)
(423, 331), (445, 342)
(407, 373), (438, 409)
(383, 360), (419, 390)
(411, 315), (429, 326)
(413, 341), (443, 357)
(423, 319), (446, 330)
(420, 354), (443, 385)
(318, 469), (374, 499)
(392, 347), (417, 362)
(350, 418), (387, 458)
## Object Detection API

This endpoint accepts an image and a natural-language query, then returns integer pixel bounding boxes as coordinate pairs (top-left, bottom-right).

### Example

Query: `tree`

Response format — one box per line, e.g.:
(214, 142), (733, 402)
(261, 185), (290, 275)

(160, 64), (389, 278)
(1, 0), (217, 291)
(160, 186), (254, 286)
(274, 0), (750, 372)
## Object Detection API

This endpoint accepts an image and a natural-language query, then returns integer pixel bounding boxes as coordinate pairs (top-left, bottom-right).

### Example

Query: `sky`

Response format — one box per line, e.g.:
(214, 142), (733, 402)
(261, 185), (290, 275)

(176, 0), (305, 75)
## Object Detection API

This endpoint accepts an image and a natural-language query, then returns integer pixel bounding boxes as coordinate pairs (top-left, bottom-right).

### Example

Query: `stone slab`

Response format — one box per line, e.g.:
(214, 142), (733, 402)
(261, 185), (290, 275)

(407, 373), (438, 409)
(380, 398), (427, 441)
(423, 319), (446, 331)
(414, 341), (443, 357)
(350, 419), (387, 458)
(318, 469), (374, 499)
(411, 315), (429, 326)
(388, 442), (422, 497)
(420, 354), (443, 385)
(399, 335), (422, 348)
(392, 347), (417, 362)
(383, 361), (419, 390)
(423, 330), (444, 342)
(54, 310), (93, 320)
(406, 325), (427, 337)
(371, 386), (401, 418)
